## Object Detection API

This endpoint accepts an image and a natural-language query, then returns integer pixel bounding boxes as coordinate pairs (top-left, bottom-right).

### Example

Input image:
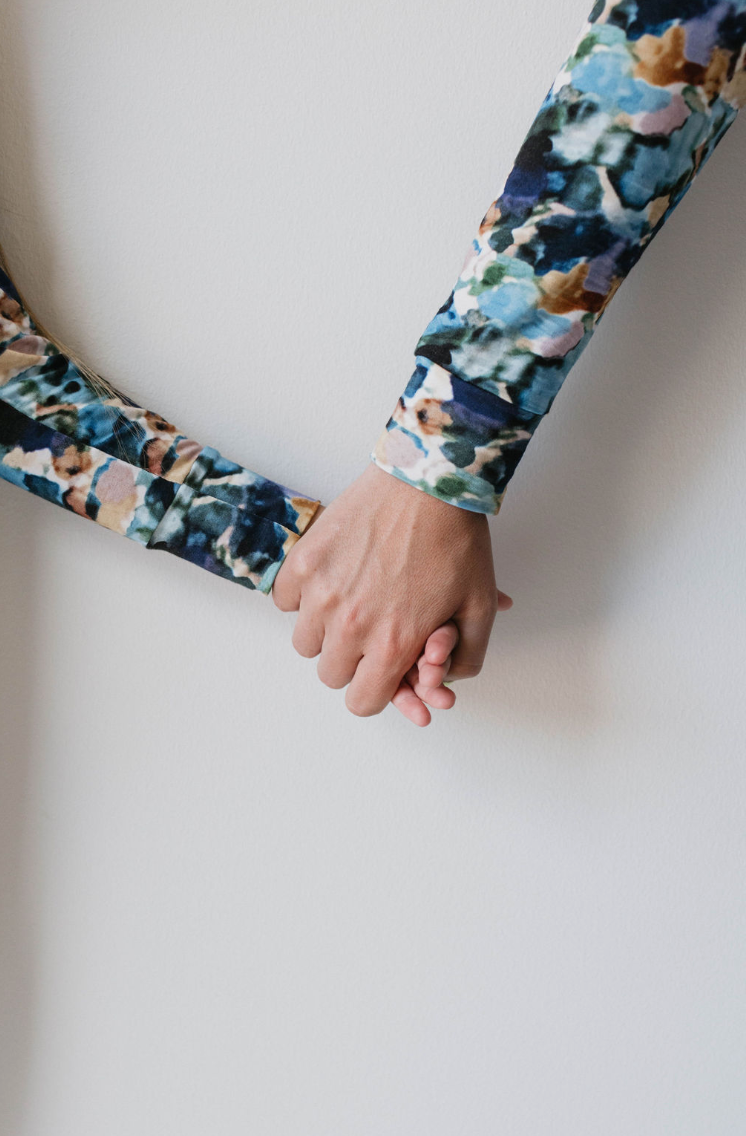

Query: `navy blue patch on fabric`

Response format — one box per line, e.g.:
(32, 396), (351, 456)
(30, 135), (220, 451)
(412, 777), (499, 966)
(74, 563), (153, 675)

(0, 266), (23, 305)
(446, 373), (539, 427)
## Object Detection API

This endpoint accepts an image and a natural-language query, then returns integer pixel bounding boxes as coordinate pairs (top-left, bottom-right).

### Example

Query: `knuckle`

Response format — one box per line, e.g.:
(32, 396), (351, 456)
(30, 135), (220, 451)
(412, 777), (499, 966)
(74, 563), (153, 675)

(288, 546), (313, 579)
(313, 583), (339, 614)
(339, 602), (366, 634)
(377, 628), (409, 666)
(378, 644), (401, 668)
(470, 591), (499, 620)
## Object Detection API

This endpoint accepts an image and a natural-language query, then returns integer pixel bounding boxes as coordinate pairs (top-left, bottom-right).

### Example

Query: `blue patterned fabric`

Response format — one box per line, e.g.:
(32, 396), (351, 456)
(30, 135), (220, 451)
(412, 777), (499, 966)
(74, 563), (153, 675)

(372, 0), (746, 512)
(0, 267), (320, 593)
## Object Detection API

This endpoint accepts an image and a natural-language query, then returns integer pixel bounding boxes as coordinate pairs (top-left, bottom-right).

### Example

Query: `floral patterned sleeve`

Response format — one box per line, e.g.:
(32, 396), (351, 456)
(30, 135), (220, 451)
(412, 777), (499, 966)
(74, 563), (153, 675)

(371, 0), (746, 514)
(0, 265), (320, 594)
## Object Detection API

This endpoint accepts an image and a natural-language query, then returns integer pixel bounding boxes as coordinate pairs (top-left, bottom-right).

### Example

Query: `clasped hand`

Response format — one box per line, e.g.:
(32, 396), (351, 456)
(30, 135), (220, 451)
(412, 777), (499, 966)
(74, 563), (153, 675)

(272, 462), (513, 726)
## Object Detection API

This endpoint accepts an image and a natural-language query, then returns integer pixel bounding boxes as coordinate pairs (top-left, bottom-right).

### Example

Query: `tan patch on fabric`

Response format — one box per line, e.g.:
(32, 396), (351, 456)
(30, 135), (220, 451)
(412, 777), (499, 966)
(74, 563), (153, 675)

(2, 445), (48, 472)
(537, 261), (607, 315)
(52, 446), (93, 481)
(409, 397), (453, 435)
(702, 45), (731, 101)
(143, 410), (176, 433)
(633, 24), (705, 88)
(0, 293), (24, 324)
(648, 193), (671, 229)
(722, 64), (746, 109)
(290, 496), (322, 533)
(166, 438), (203, 483)
(64, 485), (90, 518)
(142, 435), (171, 475)
(37, 402), (76, 419)
(0, 348), (44, 385)
(478, 201), (502, 237)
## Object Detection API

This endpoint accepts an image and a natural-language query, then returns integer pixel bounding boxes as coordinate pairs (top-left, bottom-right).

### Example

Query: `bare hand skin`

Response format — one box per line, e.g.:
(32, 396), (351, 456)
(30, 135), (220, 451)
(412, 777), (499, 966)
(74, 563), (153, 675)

(284, 502), (460, 726)
(391, 621), (460, 727)
(272, 463), (513, 718)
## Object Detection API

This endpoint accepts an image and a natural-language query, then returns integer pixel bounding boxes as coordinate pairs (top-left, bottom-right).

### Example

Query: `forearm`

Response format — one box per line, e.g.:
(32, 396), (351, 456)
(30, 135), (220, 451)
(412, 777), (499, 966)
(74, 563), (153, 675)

(0, 264), (320, 593)
(371, 0), (746, 513)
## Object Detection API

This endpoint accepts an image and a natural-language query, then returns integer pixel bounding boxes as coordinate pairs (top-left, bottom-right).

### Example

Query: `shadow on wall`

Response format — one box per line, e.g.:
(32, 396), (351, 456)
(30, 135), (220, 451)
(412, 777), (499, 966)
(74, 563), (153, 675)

(481, 111), (746, 737)
(0, 2), (60, 1128)
(0, 494), (39, 1134)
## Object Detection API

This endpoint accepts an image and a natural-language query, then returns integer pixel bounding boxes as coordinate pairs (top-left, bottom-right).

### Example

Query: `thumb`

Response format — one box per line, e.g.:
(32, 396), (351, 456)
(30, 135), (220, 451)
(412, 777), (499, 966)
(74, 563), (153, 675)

(271, 542), (303, 612)
(447, 599), (497, 681)
(271, 503), (325, 611)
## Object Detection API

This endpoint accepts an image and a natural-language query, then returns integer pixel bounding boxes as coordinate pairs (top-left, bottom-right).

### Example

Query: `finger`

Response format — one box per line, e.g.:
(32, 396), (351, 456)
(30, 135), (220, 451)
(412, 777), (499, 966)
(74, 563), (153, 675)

(410, 675), (456, 710)
(391, 679), (431, 727)
(417, 654), (452, 690)
(448, 601), (497, 682)
(406, 677), (454, 704)
(315, 623), (364, 690)
(346, 645), (418, 718)
(291, 599), (325, 659)
(423, 621), (459, 666)
(406, 654), (458, 708)
(397, 664), (455, 713)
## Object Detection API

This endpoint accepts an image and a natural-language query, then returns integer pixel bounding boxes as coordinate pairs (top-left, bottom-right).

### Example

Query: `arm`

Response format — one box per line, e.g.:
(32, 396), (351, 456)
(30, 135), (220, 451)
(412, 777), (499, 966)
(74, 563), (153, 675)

(275, 0), (745, 715)
(0, 257), (463, 726)
(0, 259), (321, 594)
(371, 0), (746, 513)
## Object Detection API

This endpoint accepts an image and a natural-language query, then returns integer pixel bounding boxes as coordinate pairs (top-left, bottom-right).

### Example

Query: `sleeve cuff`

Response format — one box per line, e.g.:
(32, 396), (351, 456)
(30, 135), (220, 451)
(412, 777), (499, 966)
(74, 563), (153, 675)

(0, 396), (320, 595)
(370, 357), (541, 515)
(147, 445), (320, 595)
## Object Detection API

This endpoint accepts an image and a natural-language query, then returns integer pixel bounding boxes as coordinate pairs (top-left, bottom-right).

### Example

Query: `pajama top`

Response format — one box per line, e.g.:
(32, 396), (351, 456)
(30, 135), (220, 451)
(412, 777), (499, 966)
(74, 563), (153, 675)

(1, 0), (745, 599)
(0, 268), (321, 595)
(371, 0), (746, 514)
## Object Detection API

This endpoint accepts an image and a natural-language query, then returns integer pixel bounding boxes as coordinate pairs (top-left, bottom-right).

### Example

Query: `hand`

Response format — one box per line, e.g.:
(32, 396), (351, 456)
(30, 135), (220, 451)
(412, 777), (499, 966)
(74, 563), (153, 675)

(290, 504), (461, 727)
(272, 462), (513, 718)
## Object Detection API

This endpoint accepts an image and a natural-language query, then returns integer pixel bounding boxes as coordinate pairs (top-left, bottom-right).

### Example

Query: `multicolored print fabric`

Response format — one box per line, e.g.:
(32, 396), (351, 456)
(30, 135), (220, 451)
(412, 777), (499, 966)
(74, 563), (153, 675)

(372, 0), (746, 513)
(0, 268), (320, 593)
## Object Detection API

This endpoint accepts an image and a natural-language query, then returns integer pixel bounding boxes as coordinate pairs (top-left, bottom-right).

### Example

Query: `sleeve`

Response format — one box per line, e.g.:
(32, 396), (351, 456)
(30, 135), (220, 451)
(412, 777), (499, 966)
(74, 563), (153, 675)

(371, 0), (746, 514)
(0, 264), (321, 594)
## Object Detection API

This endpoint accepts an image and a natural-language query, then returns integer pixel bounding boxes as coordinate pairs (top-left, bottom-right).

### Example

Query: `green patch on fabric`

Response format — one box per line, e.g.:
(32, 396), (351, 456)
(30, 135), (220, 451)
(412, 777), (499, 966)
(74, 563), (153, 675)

(435, 474), (468, 497)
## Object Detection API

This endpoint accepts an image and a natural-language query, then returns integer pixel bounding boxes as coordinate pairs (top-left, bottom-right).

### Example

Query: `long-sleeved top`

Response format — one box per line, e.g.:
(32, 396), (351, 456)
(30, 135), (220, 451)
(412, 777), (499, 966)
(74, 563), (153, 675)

(0, 268), (321, 594)
(2, 1), (745, 600)
(371, 0), (746, 514)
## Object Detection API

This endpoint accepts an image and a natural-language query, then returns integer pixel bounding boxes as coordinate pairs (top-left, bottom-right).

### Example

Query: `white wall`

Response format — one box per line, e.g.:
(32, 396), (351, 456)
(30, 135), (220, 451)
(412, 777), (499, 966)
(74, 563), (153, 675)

(2, 1), (746, 1132)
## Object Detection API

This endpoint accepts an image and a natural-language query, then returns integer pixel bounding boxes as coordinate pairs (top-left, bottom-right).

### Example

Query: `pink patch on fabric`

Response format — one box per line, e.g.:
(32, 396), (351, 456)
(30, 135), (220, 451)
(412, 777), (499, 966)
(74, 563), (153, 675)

(12, 335), (49, 355)
(96, 462), (138, 502)
(637, 93), (691, 136)
(534, 321), (584, 358)
(385, 428), (423, 469)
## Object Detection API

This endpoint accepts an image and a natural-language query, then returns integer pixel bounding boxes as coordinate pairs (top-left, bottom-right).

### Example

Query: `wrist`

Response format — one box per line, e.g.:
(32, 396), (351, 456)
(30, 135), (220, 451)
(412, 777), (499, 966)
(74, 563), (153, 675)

(366, 454), (489, 525)
(364, 459), (488, 535)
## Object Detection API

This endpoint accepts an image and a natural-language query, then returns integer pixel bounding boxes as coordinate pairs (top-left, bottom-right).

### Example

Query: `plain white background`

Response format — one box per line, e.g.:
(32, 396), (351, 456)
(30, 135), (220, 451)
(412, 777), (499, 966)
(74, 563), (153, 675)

(1, 0), (746, 1132)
